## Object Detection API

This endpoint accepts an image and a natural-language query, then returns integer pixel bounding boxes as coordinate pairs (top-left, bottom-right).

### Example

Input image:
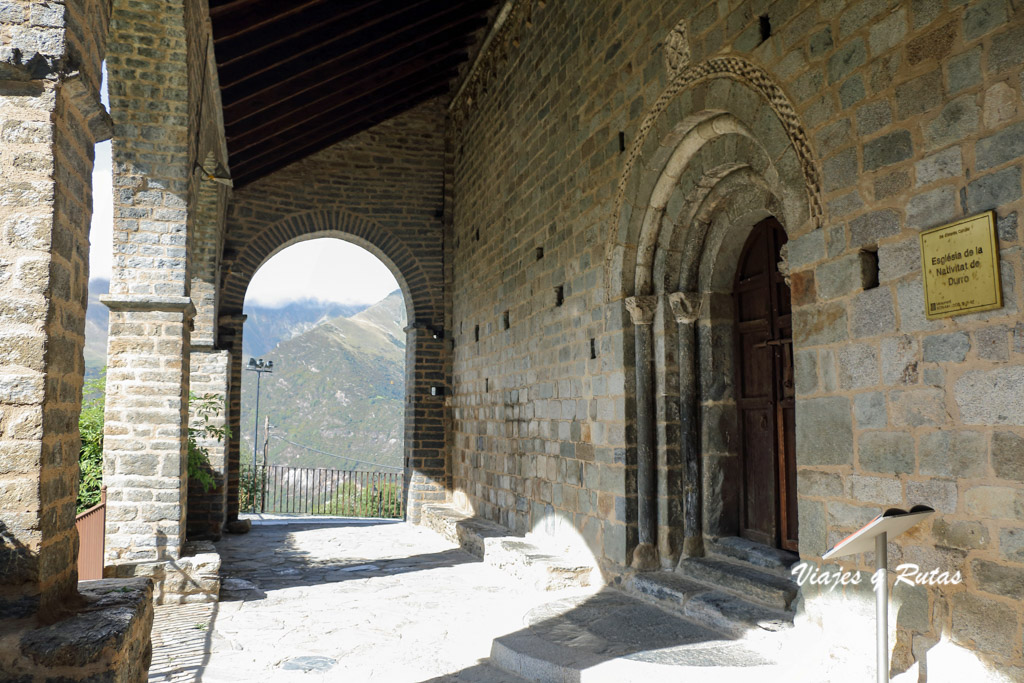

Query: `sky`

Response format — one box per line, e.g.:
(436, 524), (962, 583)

(89, 68), (398, 309)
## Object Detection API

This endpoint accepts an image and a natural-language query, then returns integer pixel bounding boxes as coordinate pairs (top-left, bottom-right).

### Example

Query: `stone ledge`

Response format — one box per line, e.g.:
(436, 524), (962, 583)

(419, 503), (595, 591)
(105, 541), (220, 605)
(0, 578), (153, 683)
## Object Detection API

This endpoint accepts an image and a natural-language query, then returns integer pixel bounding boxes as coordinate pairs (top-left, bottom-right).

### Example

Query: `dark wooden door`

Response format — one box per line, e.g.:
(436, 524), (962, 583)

(733, 218), (798, 551)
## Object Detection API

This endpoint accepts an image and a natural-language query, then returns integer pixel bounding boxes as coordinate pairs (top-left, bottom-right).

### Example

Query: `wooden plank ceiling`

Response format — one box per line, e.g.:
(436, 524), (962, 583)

(210, 0), (496, 187)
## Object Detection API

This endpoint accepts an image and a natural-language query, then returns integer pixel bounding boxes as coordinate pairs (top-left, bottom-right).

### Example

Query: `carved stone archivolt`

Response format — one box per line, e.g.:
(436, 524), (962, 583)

(613, 56), (823, 249)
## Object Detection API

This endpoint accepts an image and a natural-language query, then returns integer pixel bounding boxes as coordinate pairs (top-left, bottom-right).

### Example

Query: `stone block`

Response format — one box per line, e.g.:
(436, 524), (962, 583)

(951, 591), (1017, 658)
(809, 26), (833, 58)
(915, 147), (963, 188)
(907, 18), (956, 65)
(848, 475), (902, 505)
(838, 343), (879, 389)
(787, 229), (826, 268)
(873, 170), (910, 201)
(890, 388), (945, 427)
(982, 82), (1018, 129)
(797, 469), (844, 498)
(794, 348), (818, 395)
(850, 287), (896, 339)
(822, 147), (859, 192)
(854, 391), (887, 429)
(974, 325), (1009, 361)
(881, 335), (919, 385)
(856, 100), (891, 136)
(956, 367), (1024, 425)
(976, 120), (1024, 172)
(839, 75), (866, 109)
(907, 478), (957, 513)
(828, 38), (866, 85)
(906, 186), (957, 230)
(815, 119), (852, 158)
(922, 332), (970, 362)
(924, 95), (980, 152)
(989, 23), (1024, 74)
(919, 430), (987, 478)
(896, 280), (940, 333)
(932, 518), (990, 551)
(893, 582), (929, 633)
(859, 431), (914, 474)
(964, 485), (1024, 520)
(794, 302), (848, 346)
(815, 252), (877, 300)
(991, 430), (1024, 481)
(828, 191), (864, 218)
(798, 498), (826, 553)
(868, 8), (906, 56)
(797, 397), (854, 466)
(947, 46), (982, 93)
(895, 71), (942, 120)
(877, 238), (920, 283)
(849, 209), (900, 248)
(963, 0), (1008, 41)
(998, 528), (1024, 562)
(863, 129), (913, 172)
(971, 559), (1024, 600)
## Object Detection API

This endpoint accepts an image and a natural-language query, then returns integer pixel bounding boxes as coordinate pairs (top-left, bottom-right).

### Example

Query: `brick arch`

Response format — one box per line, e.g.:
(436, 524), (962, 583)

(220, 209), (436, 324)
(218, 208), (449, 526)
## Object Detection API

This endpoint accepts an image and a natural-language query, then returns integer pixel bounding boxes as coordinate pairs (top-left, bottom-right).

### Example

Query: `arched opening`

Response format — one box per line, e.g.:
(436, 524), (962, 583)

(238, 237), (408, 518)
(607, 59), (822, 566)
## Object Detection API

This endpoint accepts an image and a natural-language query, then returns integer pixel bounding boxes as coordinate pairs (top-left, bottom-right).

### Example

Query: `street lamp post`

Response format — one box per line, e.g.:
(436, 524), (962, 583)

(245, 357), (273, 513)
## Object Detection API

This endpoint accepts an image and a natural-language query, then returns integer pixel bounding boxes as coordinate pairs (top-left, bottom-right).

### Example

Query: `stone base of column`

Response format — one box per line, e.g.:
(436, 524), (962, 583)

(631, 542), (660, 571)
(104, 541), (220, 606)
(0, 578), (153, 683)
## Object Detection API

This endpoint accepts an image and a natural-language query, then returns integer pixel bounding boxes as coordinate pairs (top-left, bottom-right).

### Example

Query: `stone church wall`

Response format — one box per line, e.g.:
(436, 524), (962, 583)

(448, 0), (1024, 676)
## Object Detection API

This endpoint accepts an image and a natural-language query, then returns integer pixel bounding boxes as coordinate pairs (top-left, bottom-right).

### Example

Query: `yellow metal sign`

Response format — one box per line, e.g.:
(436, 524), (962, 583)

(920, 211), (1001, 319)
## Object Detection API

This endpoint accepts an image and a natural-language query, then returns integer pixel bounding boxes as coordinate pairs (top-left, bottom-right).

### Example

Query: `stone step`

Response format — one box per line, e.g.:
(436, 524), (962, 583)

(420, 503), (595, 591)
(625, 572), (793, 640)
(676, 556), (799, 611)
(704, 536), (800, 577)
(425, 662), (531, 682)
(488, 589), (785, 682)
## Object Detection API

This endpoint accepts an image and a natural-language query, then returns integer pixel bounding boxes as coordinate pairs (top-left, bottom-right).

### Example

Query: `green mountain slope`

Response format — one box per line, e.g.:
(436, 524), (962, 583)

(239, 290), (406, 472)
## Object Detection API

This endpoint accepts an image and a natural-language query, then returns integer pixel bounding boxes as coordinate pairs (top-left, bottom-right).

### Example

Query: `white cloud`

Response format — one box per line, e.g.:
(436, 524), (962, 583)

(244, 238), (399, 308)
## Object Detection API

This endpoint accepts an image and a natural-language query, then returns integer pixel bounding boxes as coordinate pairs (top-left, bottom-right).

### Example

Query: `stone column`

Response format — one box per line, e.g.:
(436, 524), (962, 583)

(102, 0), (196, 563)
(625, 295), (659, 570)
(669, 291), (704, 559)
(217, 314), (246, 530)
(404, 325), (449, 523)
(0, 4), (110, 620)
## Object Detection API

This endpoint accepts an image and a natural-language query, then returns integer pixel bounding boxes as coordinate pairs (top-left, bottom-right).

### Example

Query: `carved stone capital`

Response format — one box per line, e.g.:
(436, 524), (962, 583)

(668, 291), (702, 324)
(624, 295), (658, 325)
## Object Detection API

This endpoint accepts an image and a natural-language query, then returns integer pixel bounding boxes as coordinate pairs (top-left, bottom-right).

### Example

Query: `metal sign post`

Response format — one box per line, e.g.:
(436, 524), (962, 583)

(823, 505), (934, 683)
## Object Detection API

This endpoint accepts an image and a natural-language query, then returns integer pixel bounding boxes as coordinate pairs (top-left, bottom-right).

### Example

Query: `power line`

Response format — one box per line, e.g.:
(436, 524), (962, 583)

(270, 434), (403, 471)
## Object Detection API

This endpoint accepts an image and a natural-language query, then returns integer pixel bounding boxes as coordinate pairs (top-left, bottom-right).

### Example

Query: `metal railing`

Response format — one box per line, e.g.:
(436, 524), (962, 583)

(75, 486), (106, 580)
(253, 465), (404, 519)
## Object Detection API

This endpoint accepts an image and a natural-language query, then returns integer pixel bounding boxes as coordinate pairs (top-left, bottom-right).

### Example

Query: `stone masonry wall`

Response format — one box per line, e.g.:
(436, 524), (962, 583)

(0, 0), (110, 620)
(448, 0), (1024, 675)
(221, 100), (448, 523)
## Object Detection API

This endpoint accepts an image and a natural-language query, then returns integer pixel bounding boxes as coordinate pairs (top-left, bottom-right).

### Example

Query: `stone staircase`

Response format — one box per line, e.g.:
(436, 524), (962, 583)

(419, 503), (596, 591)
(625, 536), (800, 640)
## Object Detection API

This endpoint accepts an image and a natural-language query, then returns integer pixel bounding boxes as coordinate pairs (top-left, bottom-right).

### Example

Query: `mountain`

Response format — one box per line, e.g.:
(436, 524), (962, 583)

(238, 290), (406, 472)
(242, 300), (368, 359)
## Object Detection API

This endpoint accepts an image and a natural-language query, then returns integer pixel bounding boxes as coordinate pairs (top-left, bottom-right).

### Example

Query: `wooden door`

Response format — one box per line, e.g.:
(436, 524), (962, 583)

(733, 218), (798, 550)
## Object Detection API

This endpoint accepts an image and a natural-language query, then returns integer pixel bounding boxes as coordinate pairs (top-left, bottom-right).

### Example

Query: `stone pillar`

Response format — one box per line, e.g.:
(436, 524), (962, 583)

(404, 325), (449, 523)
(625, 295), (659, 570)
(669, 291), (704, 559)
(102, 0), (196, 564)
(0, 2), (110, 621)
(218, 314), (246, 528)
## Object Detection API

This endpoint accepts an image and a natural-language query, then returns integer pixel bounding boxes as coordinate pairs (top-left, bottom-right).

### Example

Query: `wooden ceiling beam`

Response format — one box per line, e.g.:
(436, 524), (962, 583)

(232, 87), (447, 187)
(210, 0), (326, 40)
(221, 12), (486, 117)
(229, 77), (452, 170)
(216, 0), (409, 68)
(219, 0), (488, 98)
(225, 46), (468, 143)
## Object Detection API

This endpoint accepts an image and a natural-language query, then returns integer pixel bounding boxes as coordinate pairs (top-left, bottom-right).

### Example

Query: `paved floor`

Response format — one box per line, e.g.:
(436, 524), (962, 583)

(148, 518), (800, 682)
(149, 519), (567, 682)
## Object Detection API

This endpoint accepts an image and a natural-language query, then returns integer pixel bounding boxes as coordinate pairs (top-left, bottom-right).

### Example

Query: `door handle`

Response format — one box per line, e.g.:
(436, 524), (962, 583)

(752, 337), (793, 349)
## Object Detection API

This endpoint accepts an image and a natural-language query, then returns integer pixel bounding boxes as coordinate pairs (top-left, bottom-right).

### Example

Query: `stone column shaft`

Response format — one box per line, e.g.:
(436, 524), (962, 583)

(626, 295), (659, 570)
(669, 291), (704, 559)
